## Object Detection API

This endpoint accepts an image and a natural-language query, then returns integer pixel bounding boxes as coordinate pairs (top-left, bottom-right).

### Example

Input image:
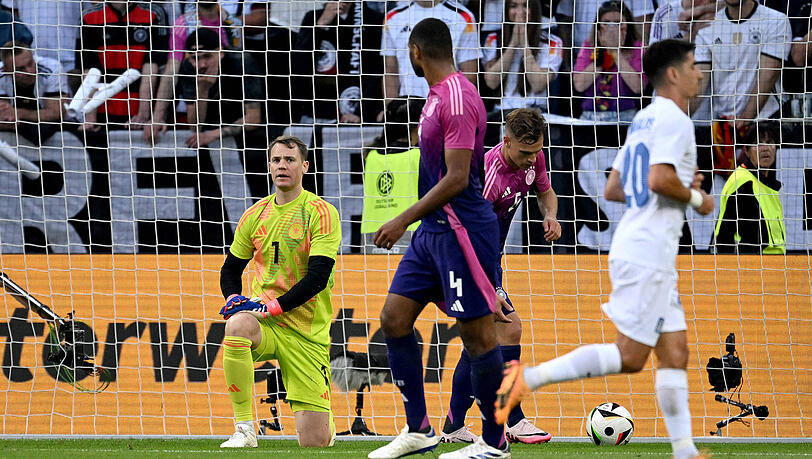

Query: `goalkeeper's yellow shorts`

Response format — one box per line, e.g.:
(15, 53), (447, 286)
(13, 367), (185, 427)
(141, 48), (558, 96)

(251, 319), (332, 414)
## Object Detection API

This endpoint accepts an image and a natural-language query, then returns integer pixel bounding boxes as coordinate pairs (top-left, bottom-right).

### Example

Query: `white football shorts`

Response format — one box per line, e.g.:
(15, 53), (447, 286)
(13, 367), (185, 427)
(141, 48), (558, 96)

(601, 259), (687, 347)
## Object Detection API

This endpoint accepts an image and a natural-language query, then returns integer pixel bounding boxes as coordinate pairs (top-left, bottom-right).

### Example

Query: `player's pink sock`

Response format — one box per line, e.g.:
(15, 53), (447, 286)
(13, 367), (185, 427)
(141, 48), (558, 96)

(523, 343), (622, 390)
(656, 368), (699, 459)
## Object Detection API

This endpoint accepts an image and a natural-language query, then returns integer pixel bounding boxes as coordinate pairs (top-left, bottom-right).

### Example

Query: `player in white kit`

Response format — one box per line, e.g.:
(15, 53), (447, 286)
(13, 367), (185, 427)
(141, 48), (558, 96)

(494, 39), (714, 459)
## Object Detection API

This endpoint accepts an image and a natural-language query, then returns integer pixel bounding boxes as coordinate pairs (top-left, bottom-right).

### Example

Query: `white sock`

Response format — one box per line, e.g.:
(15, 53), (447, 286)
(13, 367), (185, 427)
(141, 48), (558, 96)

(523, 343), (622, 390)
(236, 420), (253, 429)
(656, 368), (698, 459)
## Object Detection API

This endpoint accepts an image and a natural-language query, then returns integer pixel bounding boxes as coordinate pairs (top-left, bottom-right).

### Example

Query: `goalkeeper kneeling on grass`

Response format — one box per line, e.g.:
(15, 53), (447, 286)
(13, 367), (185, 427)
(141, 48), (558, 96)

(218, 135), (341, 448)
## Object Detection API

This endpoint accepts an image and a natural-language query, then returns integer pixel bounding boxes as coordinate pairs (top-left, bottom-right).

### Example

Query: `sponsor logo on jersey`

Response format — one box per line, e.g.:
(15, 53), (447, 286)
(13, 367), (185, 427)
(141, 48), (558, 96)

(255, 225), (268, 237)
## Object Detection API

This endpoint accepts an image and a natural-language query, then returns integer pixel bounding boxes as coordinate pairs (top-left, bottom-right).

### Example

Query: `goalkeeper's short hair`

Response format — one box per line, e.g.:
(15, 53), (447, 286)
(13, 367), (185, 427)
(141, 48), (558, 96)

(270, 135), (309, 161)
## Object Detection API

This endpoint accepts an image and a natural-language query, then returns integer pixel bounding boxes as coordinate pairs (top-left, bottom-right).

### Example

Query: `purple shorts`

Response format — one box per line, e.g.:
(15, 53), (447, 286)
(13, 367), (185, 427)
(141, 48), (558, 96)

(389, 225), (500, 320)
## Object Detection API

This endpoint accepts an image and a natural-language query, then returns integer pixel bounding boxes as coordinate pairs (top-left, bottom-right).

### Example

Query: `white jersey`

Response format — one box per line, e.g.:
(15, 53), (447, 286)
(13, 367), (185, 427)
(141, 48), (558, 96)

(694, 3), (791, 119)
(649, 0), (685, 44)
(381, 0), (481, 97)
(609, 96), (696, 271)
(0, 55), (64, 105)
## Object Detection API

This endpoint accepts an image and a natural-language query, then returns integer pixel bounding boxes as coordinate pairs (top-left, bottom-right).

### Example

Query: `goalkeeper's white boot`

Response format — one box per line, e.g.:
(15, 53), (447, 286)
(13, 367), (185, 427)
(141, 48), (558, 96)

(368, 425), (440, 458)
(220, 423), (258, 448)
(438, 437), (511, 459)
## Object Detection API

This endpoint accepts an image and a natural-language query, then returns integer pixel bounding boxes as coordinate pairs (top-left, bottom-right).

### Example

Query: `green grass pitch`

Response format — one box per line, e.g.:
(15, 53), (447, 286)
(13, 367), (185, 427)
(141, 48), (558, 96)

(1, 439), (809, 458)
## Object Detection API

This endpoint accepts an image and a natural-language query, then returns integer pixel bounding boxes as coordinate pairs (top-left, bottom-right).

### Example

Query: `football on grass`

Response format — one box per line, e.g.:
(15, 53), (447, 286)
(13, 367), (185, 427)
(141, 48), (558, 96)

(586, 402), (634, 446)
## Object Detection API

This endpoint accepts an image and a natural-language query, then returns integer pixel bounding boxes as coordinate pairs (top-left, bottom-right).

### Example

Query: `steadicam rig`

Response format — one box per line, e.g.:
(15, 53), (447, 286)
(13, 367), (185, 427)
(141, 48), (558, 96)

(0, 271), (111, 392)
(706, 333), (768, 435)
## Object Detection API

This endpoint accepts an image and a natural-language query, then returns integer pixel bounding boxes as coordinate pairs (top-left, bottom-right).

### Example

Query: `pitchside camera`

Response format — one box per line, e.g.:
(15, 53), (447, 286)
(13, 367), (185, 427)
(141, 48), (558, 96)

(706, 333), (768, 435)
(706, 333), (743, 392)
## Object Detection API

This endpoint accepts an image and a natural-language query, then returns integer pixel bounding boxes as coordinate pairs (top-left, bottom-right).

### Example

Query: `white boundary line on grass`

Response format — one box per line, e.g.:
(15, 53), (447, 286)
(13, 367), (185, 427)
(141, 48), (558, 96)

(0, 435), (810, 443)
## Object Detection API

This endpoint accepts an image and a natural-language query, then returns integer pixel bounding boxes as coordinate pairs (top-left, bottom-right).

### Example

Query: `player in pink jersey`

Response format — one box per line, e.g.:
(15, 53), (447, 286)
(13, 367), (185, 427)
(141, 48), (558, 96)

(369, 18), (510, 459)
(441, 108), (561, 445)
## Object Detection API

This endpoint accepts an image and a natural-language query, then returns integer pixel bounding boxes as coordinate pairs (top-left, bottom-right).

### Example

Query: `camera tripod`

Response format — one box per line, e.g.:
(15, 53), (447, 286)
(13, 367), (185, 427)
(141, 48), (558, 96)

(710, 394), (769, 436)
(258, 367), (286, 434)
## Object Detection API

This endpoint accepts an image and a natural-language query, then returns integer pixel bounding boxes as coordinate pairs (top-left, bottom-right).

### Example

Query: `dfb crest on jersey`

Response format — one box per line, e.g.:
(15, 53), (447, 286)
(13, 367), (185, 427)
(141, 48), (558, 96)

(525, 168), (536, 186)
(750, 30), (761, 44)
(424, 96), (440, 118)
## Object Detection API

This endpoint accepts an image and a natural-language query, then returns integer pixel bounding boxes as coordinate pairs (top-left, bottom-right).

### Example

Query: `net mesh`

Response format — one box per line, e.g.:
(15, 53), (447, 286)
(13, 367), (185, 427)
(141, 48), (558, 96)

(0, 0), (809, 439)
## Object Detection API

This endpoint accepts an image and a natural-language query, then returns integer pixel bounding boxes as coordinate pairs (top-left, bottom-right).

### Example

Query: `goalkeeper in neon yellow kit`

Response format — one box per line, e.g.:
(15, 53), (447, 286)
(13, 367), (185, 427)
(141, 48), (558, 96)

(218, 135), (341, 448)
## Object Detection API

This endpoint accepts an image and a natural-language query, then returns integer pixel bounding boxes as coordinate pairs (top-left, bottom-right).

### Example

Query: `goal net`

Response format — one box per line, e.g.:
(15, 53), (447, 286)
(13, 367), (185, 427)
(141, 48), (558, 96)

(0, 0), (809, 440)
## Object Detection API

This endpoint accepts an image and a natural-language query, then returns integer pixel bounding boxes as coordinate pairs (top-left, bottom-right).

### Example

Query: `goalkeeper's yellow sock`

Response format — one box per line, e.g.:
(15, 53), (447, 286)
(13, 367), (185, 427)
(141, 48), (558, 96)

(223, 336), (255, 422)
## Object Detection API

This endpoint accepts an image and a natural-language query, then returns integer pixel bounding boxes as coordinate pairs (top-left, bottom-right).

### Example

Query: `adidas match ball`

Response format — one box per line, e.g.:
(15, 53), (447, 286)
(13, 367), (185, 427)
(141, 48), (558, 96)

(586, 402), (634, 446)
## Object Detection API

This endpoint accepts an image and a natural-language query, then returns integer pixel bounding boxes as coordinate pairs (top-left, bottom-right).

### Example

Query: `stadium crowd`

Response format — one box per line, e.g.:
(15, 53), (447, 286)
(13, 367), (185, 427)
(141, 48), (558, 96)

(0, 0), (807, 150)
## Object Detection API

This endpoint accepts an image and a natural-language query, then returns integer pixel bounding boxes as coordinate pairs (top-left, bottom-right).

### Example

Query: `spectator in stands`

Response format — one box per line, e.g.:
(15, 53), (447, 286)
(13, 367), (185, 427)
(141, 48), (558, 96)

(240, 1), (270, 74)
(178, 1), (291, 134)
(556, 0), (653, 51)
(292, 1), (384, 124)
(0, 10), (32, 47)
(164, 0), (257, 21)
(178, 28), (262, 147)
(713, 122), (785, 254)
(144, 0), (243, 144)
(253, 3), (296, 136)
(1, 0), (80, 79)
(0, 41), (66, 144)
(178, 28), (267, 197)
(379, 0), (480, 117)
(482, 0), (562, 119)
(572, 1), (645, 122)
(791, 6), (812, 107)
(692, 0), (791, 130)
(78, 1), (169, 130)
(768, 0), (811, 118)
(649, 0), (723, 44)
(477, 0), (558, 33)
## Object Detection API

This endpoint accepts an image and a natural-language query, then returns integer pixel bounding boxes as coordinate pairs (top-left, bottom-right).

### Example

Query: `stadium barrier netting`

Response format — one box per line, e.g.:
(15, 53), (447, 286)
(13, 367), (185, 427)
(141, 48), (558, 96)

(0, 0), (809, 438)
